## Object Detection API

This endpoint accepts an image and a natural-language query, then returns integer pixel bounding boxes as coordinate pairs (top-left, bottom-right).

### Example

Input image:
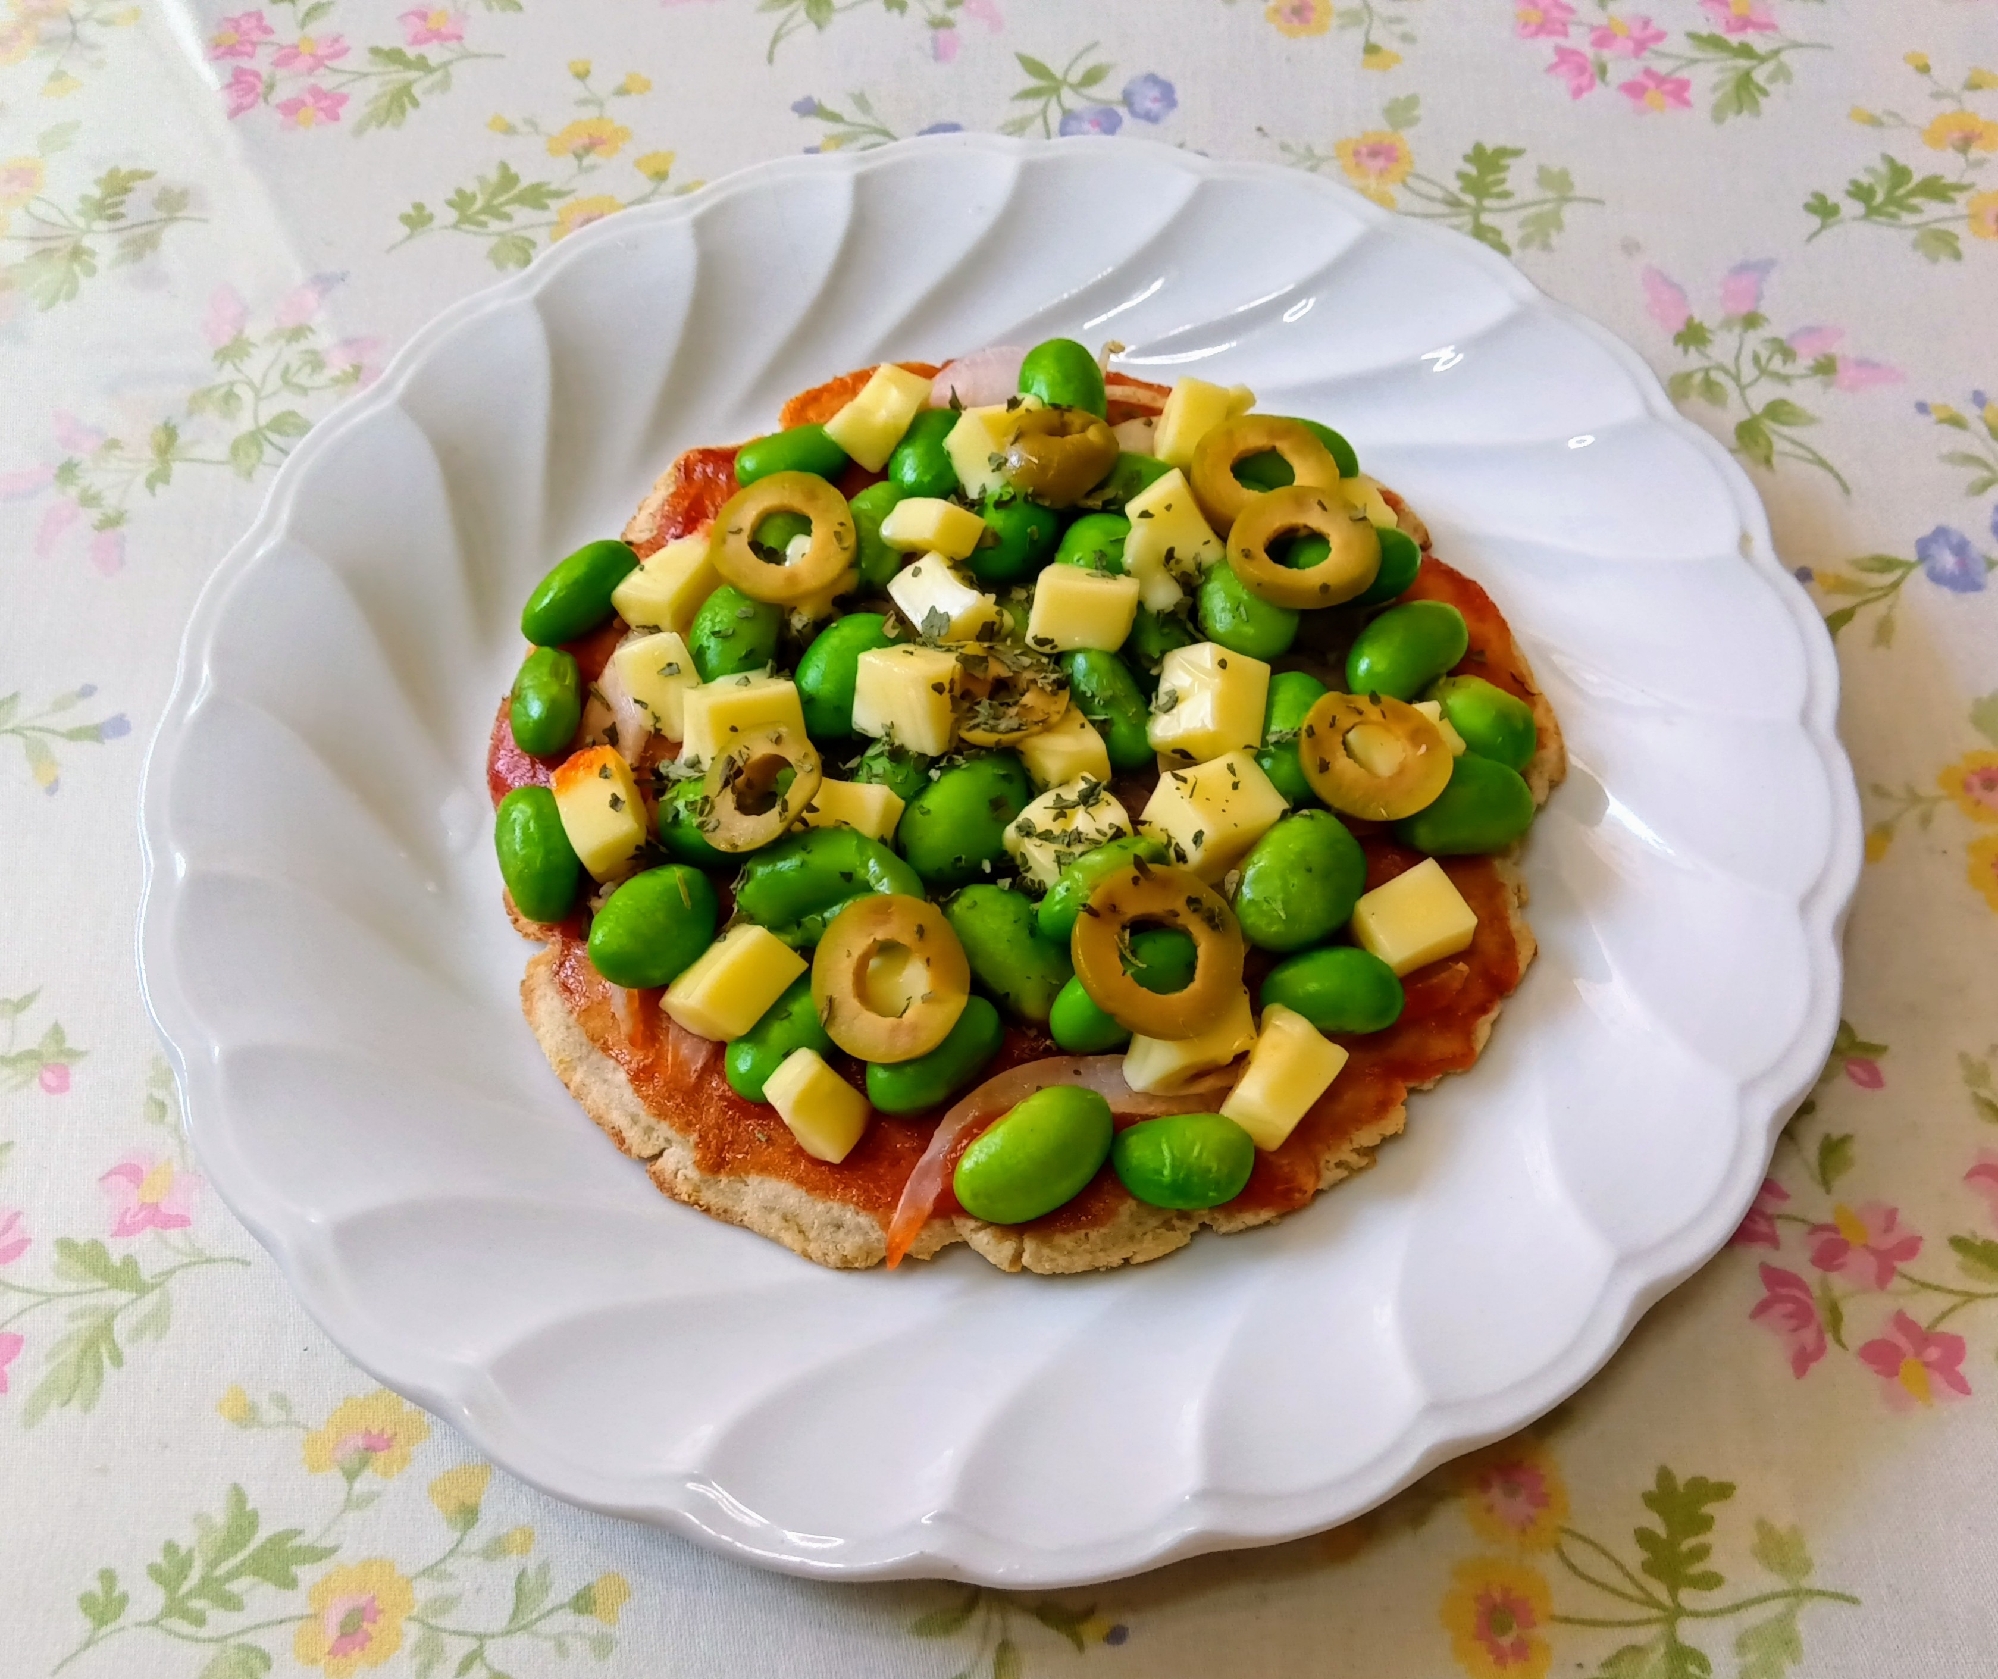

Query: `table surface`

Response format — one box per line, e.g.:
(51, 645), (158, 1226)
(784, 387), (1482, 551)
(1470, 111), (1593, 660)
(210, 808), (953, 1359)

(5, 2), (1996, 1674)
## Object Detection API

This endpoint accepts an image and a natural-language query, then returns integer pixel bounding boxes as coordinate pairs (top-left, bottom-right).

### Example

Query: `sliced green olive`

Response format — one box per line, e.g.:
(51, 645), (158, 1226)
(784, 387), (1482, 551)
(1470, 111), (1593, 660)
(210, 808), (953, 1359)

(1297, 691), (1453, 822)
(1189, 415), (1343, 534)
(1227, 485), (1380, 610)
(709, 472), (856, 607)
(1001, 407), (1121, 507)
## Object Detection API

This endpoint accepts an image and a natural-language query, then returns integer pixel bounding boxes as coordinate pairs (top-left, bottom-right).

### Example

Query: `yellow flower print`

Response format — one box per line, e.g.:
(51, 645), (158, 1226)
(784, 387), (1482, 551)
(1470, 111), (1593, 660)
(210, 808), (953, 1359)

(547, 117), (632, 161)
(488, 114), (514, 134)
(0, 155), (47, 208)
(576, 1572), (631, 1625)
(1266, 0), (1333, 38)
(43, 69), (81, 97)
(1968, 190), (1998, 242)
(1334, 130), (1414, 208)
(294, 1560), (415, 1678)
(1922, 110), (1998, 155)
(427, 1462), (491, 1526)
(553, 194), (623, 240)
(621, 72), (652, 95)
(1940, 751), (1998, 824)
(634, 150), (676, 182)
(1450, 1437), (1570, 1552)
(1970, 835), (1998, 912)
(1848, 107), (1882, 127)
(1904, 52), (1931, 76)
(1865, 826), (1892, 864)
(0, 20), (37, 66)
(216, 1384), (252, 1424)
(302, 1391), (430, 1480)
(1441, 1558), (1554, 1679)
(1970, 68), (1998, 92)
(498, 1524), (535, 1555)
(1363, 44), (1403, 71)
(568, 58), (592, 79)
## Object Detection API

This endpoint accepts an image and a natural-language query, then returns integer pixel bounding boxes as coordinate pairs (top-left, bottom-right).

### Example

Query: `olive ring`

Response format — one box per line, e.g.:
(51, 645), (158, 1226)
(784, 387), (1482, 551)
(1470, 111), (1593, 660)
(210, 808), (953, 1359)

(709, 472), (857, 606)
(698, 724), (823, 853)
(813, 894), (970, 1064)
(1189, 415), (1344, 533)
(1226, 484), (1381, 611)
(1297, 691), (1452, 822)
(1069, 862), (1246, 1042)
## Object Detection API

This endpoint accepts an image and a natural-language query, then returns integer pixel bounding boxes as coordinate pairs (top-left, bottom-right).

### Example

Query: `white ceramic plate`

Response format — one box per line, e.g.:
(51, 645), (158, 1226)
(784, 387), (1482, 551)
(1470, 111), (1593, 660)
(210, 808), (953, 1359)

(138, 136), (1859, 1587)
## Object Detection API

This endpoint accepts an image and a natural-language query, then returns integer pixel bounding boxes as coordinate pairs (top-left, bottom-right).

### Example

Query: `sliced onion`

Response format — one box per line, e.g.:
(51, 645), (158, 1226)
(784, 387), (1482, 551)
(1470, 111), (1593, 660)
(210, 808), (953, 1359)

(1104, 371), (1169, 415)
(594, 640), (651, 757)
(665, 1014), (719, 1086)
(928, 345), (1026, 411)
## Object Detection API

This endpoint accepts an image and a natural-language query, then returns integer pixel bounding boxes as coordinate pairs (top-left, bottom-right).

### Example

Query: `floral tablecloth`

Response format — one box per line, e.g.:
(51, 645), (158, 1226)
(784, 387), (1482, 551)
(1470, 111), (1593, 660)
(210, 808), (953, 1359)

(5, 1), (1997, 1674)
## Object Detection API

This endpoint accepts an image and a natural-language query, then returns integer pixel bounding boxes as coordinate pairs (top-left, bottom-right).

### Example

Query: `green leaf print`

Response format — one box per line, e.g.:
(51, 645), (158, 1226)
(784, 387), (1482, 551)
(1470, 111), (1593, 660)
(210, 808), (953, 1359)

(1948, 1234), (1998, 1283)
(1635, 1469), (1732, 1600)
(55, 1238), (146, 1294)
(197, 1646), (274, 1679)
(1734, 1607), (1804, 1679)
(910, 1587), (981, 1637)
(77, 1567), (128, 1630)
(1748, 1519), (1812, 1586)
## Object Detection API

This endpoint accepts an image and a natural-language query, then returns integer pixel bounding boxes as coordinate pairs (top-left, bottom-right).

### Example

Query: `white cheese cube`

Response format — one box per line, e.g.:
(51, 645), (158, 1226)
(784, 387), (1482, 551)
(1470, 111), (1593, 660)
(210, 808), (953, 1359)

(763, 1047), (872, 1163)
(1123, 469), (1222, 611)
(851, 645), (958, 757)
(1147, 641), (1270, 767)
(887, 555), (1000, 642)
(1124, 986), (1257, 1094)
(1139, 751), (1288, 882)
(663, 924), (807, 1042)
(1414, 699), (1467, 756)
(1112, 415), (1157, 453)
(879, 497), (988, 562)
(1350, 858), (1479, 976)
(1003, 778), (1131, 889)
(822, 363), (933, 472)
(800, 777), (905, 842)
(550, 745), (648, 882)
(1016, 705), (1111, 790)
(677, 674), (806, 769)
(609, 631), (699, 743)
(1152, 377), (1255, 469)
(609, 534), (718, 636)
(1026, 565), (1142, 654)
(943, 397), (1040, 500)
(1221, 1004), (1349, 1151)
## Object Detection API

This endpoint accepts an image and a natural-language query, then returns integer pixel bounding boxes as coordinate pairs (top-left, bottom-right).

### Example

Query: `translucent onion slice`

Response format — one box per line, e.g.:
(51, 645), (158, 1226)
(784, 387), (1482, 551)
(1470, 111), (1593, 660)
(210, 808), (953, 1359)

(928, 345), (1027, 410)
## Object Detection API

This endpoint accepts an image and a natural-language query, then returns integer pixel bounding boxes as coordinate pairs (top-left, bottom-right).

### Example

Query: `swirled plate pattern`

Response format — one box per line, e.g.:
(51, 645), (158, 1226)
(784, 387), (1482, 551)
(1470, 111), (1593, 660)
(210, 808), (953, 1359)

(137, 136), (1859, 1588)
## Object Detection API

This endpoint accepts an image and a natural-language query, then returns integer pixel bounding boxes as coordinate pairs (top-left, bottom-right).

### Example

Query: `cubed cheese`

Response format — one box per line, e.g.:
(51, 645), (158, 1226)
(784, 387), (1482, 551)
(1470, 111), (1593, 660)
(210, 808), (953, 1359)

(1004, 778), (1131, 889)
(1123, 469), (1223, 611)
(677, 674), (806, 769)
(1026, 565), (1142, 654)
(1139, 751), (1288, 882)
(1221, 1004), (1349, 1150)
(1414, 699), (1467, 756)
(763, 1047), (872, 1163)
(943, 396), (1040, 500)
(550, 745), (648, 882)
(1147, 641), (1270, 766)
(1124, 986), (1257, 1094)
(1350, 857), (1479, 976)
(1112, 415), (1157, 453)
(1152, 377), (1255, 469)
(663, 924), (807, 1042)
(851, 644), (958, 757)
(609, 630), (699, 743)
(1342, 473), (1397, 529)
(609, 534), (719, 636)
(879, 497), (988, 562)
(887, 555), (1000, 642)
(822, 363), (933, 472)
(1017, 704), (1111, 790)
(801, 777), (905, 842)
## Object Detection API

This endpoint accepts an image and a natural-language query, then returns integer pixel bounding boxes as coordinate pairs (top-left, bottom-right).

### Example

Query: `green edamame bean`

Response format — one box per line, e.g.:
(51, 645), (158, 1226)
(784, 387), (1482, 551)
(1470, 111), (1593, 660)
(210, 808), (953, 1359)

(1352, 525), (1423, 607)
(726, 976), (833, 1103)
(1083, 451), (1172, 511)
(887, 408), (959, 499)
(690, 584), (784, 682)
(1019, 338), (1108, 419)
(866, 996), (1004, 1114)
(734, 423), (849, 486)
(1233, 811), (1367, 953)
(586, 865), (719, 989)
(1053, 512), (1131, 575)
(970, 491), (1063, 586)
(1061, 649), (1153, 772)
(796, 613), (894, 740)
(509, 646), (583, 758)
(851, 739), (933, 805)
(655, 777), (731, 868)
(1048, 977), (1128, 1054)
(1254, 669), (1328, 808)
(1260, 945), (1404, 1035)
(1391, 752), (1535, 855)
(1037, 833), (1169, 943)
(895, 753), (1032, 891)
(520, 539), (639, 646)
(751, 509), (815, 556)
(848, 480), (908, 592)
(1046, 927), (1197, 1053)
(944, 885), (1073, 1023)
(734, 826), (924, 947)
(1125, 604), (1198, 681)
(494, 786), (582, 924)
(1198, 559), (1300, 660)
(1429, 675), (1537, 774)
(953, 1085), (1114, 1225)
(1345, 599), (1469, 701)
(1230, 417), (1359, 488)
(1113, 1111), (1256, 1210)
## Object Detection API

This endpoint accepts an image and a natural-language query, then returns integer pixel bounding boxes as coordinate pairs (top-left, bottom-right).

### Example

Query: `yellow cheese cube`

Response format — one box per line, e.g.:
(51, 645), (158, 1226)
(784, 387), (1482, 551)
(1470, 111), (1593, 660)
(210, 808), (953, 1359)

(663, 924), (807, 1042)
(1351, 859), (1479, 976)
(1122, 469), (1223, 611)
(1124, 986), (1256, 1095)
(943, 397), (1040, 500)
(1147, 641), (1270, 767)
(1414, 699), (1467, 756)
(610, 534), (719, 637)
(800, 777), (905, 842)
(887, 555), (1000, 642)
(879, 497), (988, 562)
(763, 1047), (872, 1163)
(1004, 777), (1131, 889)
(1342, 473), (1397, 530)
(677, 674), (806, 769)
(851, 644), (958, 757)
(822, 363), (933, 472)
(550, 745), (648, 883)
(1152, 377), (1255, 469)
(608, 630), (699, 743)
(1016, 704), (1110, 790)
(1026, 565), (1142, 654)
(1139, 750), (1288, 882)
(1221, 1004), (1349, 1151)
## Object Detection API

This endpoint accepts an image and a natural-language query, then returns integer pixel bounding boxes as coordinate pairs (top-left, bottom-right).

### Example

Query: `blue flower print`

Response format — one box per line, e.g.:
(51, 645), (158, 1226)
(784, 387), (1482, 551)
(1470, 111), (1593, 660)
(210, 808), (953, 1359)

(1060, 106), (1123, 137)
(1122, 74), (1177, 124)
(1915, 525), (1987, 594)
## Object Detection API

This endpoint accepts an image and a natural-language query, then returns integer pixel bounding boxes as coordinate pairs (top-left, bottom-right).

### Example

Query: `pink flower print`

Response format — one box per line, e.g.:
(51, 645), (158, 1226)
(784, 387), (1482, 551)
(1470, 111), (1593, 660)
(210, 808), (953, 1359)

(89, 530), (125, 577)
(931, 26), (959, 62)
(1807, 1202), (1921, 1290)
(1620, 68), (1692, 112)
(1699, 0), (1775, 35)
(1832, 361), (1902, 395)
(399, 7), (464, 46)
(274, 275), (336, 328)
(53, 412), (105, 453)
(1748, 1265), (1825, 1377)
(962, 0), (1003, 27)
(276, 86), (347, 128)
(39, 1061), (72, 1092)
(328, 336), (383, 387)
(1966, 1150), (1998, 1226)
(208, 10), (272, 61)
(0, 1209), (29, 1266)
(0, 464), (53, 500)
(223, 66), (264, 118)
(34, 500), (79, 559)
(0, 1332), (22, 1395)
(1786, 325), (1843, 358)
(1843, 1054), (1888, 1085)
(1590, 13), (1665, 57)
(205, 285), (249, 348)
(272, 34), (348, 73)
(1730, 1177), (1788, 1248)
(99, 1154), (200, 1238)
(1718, 258), (1774, 316)
(1547, 46), (1597, 99)
(1641, 266), (1691, 334)
(1858, 1313), (1970, 1410)
(1515, 0), (1575, 39)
